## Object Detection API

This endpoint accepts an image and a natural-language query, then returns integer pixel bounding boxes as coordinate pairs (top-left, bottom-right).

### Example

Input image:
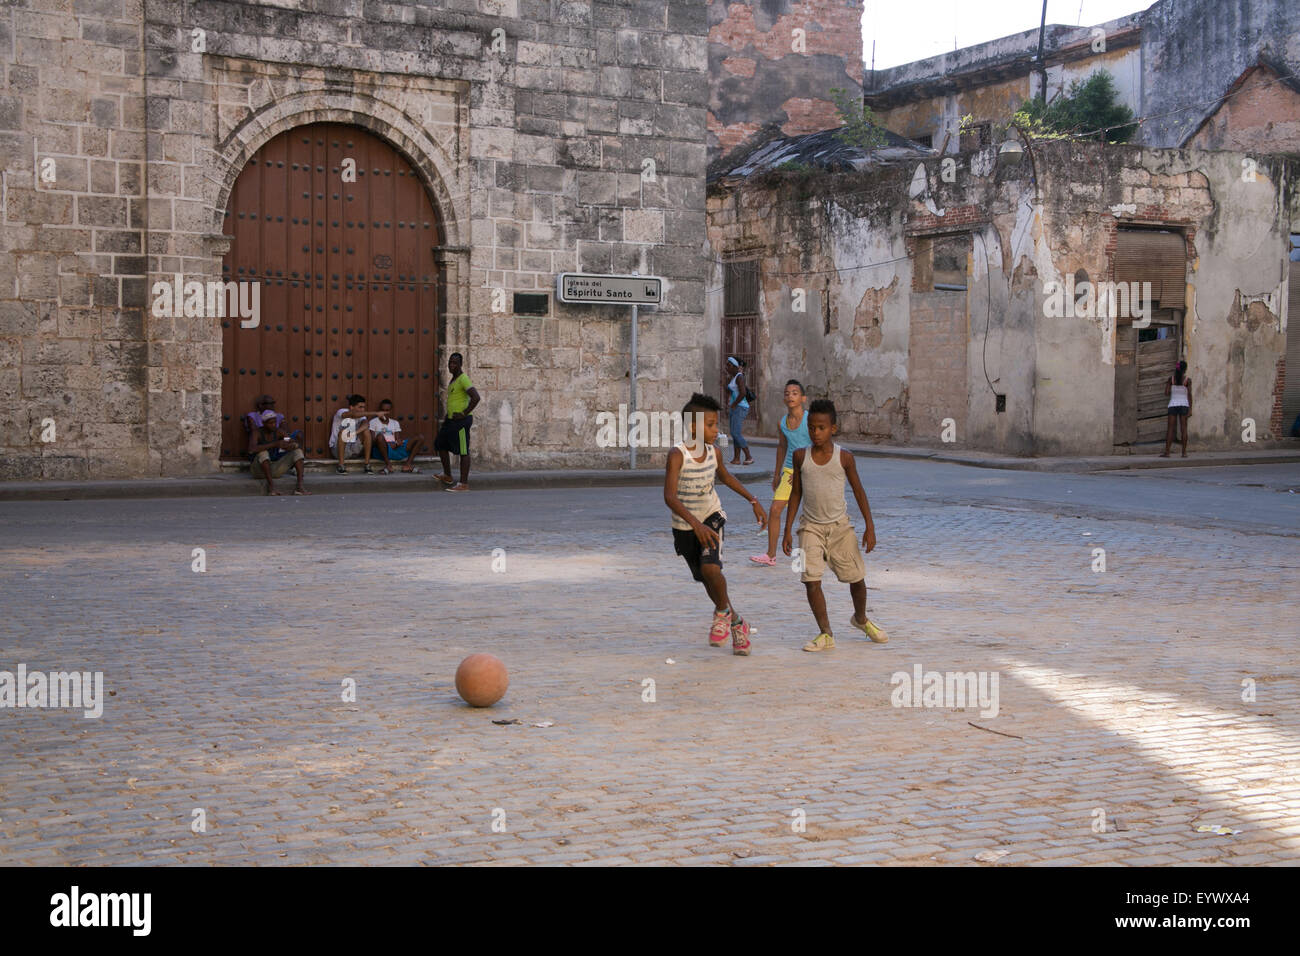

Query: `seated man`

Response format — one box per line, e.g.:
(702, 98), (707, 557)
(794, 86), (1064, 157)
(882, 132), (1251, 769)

(247, 408), (308, 495)
(368, 399), (426, 474)
(244, 394), (283, 437)
(329, 394), (374, 473)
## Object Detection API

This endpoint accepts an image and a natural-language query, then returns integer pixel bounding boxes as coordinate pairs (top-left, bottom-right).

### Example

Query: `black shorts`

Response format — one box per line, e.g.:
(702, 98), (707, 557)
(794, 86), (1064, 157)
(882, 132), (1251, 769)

(434, 415), (472, 454)
(1168, 407), (1189, 417)
(672, 511), (725, 582)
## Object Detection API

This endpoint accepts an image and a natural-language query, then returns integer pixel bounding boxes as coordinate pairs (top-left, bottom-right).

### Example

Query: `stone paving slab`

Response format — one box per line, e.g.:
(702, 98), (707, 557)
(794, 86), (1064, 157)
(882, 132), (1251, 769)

(0, 456), (1296, 865)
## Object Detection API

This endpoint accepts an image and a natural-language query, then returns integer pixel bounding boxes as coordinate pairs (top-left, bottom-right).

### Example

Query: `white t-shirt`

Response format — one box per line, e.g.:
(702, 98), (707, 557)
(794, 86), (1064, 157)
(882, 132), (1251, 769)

(329, 408), (364, 449)
(369, 416), (402, 444)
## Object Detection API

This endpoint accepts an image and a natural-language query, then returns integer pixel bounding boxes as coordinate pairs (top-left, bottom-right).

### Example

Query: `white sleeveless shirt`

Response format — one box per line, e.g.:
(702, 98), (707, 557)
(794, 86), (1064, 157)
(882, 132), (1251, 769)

(1168, 380), (1190, 408)
(671, 441), (724, 530)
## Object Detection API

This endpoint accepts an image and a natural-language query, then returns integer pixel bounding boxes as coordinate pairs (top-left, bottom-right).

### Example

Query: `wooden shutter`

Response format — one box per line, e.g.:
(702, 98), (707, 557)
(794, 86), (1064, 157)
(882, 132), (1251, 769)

(1114, 229), (1186, 311)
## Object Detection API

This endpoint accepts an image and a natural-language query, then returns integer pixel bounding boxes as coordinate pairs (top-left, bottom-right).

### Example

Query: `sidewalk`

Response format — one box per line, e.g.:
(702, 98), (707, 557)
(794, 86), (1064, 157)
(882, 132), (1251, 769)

(1, 440), (1296, 502)
(0, 458), (773, 502)
(747, 436), (1300, 473)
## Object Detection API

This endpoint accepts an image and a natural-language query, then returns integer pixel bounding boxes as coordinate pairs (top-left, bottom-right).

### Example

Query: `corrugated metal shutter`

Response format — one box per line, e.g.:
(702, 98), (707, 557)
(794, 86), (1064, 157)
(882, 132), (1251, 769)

(1283, 251), (1300, 429)
(1114, 229), (1186, 312)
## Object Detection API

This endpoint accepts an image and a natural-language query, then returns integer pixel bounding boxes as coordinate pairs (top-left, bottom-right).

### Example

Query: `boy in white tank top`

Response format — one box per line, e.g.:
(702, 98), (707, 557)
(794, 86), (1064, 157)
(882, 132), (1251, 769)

(664, 393), (768, 655)
(782, 399), (889, 652)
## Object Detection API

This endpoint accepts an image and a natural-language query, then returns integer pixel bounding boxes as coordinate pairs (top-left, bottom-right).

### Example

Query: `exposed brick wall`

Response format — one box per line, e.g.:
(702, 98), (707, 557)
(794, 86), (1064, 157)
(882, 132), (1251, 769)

(907, 291), (968, 443)
(708, 1), (864, 157)
(1186, 64), (1300, 153)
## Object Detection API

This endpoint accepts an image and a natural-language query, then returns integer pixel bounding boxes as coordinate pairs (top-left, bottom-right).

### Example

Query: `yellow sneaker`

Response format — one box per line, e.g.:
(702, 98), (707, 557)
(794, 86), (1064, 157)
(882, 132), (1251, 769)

(849, 614), (888, 643)
(802, 633), (835, 652)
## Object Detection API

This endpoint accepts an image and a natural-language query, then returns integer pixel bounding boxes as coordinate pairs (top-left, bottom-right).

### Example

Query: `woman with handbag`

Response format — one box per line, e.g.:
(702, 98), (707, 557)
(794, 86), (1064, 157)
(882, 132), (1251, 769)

(725, 356), (755, 466)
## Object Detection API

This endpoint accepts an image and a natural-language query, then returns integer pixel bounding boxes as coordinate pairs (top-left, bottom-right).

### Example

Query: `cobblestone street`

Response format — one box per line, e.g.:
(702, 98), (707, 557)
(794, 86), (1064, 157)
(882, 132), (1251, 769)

(2, 453), (1298, 866)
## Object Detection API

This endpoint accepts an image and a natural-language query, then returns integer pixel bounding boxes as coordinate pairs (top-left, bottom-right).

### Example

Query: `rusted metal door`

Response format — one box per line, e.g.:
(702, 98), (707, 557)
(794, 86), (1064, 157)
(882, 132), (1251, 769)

(220, 123), (440, 459)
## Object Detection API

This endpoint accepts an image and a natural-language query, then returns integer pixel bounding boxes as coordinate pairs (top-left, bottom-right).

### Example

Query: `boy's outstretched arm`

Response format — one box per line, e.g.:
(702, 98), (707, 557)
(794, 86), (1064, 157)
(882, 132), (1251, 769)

(664, 447), (720, 548)
(714, 456), (766, 529)
(782, 448), (804, 554)
(842, 450), (876, 553)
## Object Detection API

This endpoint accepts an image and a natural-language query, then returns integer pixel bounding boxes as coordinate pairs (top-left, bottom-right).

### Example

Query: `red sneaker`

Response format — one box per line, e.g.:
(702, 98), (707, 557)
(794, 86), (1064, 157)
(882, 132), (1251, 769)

(708, 609), (732, 647)
(731, 619), (753, 656)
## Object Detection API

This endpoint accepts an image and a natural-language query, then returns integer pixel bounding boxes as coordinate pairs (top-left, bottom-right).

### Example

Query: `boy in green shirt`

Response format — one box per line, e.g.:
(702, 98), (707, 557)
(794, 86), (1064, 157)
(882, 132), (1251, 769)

(435, 351), (480, 492)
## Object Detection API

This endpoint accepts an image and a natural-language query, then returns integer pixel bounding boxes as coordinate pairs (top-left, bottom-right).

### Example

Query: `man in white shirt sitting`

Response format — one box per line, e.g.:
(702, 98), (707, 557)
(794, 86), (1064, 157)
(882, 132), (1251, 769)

(329, 394), (375, 473)
(368, 399), (426, 474)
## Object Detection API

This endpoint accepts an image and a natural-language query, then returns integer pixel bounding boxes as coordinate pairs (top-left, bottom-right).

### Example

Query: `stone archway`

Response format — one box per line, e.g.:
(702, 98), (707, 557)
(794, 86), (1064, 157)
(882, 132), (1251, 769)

(202, 79), (473, 462)
(218, 122), (444, 459)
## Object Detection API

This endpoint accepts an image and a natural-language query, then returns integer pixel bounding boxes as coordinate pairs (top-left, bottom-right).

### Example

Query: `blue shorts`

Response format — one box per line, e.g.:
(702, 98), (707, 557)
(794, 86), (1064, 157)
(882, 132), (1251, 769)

(378, 440), (409, 461)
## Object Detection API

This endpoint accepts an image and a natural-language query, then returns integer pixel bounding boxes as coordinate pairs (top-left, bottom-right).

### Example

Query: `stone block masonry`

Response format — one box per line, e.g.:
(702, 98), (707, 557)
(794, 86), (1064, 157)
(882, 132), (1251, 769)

(1, 0), (711, 478)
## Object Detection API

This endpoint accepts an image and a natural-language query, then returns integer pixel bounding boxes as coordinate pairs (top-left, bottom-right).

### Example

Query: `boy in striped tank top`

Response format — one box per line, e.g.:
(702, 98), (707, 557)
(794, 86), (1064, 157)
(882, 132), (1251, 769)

(664, 393), (768, 655)
(782, 399), (889, 652)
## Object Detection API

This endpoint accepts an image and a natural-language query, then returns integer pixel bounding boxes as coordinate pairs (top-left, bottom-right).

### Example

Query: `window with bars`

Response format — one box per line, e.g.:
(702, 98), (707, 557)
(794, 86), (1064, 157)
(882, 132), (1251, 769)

(724, 258), (759, 317)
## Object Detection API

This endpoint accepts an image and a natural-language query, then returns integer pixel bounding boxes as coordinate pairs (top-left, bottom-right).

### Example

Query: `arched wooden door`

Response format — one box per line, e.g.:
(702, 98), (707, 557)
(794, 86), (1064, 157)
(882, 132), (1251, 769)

(220, 123), (441, 459)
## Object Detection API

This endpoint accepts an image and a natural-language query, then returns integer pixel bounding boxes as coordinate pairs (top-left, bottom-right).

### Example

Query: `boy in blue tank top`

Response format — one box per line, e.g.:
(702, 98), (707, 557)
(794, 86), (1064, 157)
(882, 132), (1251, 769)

(751, 380), (811, 567)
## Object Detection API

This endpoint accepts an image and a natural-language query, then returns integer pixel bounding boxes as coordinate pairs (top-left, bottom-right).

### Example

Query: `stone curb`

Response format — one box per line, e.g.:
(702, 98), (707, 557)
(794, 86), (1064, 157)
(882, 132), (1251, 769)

(745, 436), (1300, 472)
(0, 464), (772, 502)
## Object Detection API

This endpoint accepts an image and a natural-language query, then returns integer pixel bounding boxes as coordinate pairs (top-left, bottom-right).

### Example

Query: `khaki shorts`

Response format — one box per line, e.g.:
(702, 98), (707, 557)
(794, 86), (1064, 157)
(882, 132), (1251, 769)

(252, 448), (304, 479)
(798, 516), (866, 584)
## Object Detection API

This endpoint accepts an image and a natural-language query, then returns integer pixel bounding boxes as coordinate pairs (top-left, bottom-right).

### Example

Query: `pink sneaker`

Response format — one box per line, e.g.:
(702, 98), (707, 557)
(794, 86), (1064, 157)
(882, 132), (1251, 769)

(731, 619), (753, 656)
(708, 609), (732, 646)
(749, 553), (777, 566)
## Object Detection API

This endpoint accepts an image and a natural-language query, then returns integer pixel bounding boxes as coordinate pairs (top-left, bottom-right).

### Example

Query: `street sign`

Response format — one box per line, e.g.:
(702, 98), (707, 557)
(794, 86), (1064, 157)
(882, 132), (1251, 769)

(557, 272), (662, 305)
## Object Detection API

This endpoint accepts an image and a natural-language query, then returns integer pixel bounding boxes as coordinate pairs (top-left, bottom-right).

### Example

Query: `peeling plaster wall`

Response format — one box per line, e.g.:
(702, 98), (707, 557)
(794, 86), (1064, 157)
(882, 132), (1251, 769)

(707, 140), (1298, 455)
(1051, 45), (1141, 113)
(1030, 143), (1293, 453)
(706, 174), (910, 441)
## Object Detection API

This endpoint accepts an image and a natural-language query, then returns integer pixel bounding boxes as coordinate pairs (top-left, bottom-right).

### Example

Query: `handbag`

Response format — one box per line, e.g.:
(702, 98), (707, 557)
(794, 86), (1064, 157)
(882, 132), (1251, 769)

(744, 386), (756, 403)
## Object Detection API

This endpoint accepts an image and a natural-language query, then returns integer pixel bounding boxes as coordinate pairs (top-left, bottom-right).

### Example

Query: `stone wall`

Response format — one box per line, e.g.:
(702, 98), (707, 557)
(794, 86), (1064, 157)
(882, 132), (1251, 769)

(1, 0), (710, 478)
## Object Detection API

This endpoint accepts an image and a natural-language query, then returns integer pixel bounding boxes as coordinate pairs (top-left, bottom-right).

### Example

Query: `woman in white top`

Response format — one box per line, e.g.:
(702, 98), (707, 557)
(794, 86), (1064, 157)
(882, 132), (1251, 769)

(724, 356), (755, 466)
(1161, 360), (1192, 458)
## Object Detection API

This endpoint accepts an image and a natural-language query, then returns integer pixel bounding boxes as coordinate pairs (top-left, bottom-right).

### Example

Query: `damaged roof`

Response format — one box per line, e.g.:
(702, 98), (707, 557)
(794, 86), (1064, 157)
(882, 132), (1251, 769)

(708, 124), (934, 186)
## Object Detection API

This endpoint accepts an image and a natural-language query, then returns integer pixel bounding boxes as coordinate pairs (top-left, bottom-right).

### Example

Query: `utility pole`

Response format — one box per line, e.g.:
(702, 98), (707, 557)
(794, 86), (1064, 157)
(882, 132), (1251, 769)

(1036, 0), (1049, 101)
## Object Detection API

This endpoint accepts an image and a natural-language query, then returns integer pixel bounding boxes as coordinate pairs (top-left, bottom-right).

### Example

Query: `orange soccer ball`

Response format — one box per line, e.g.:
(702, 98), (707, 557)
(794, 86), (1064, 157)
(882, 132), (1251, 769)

(455, 654), (509, 707)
